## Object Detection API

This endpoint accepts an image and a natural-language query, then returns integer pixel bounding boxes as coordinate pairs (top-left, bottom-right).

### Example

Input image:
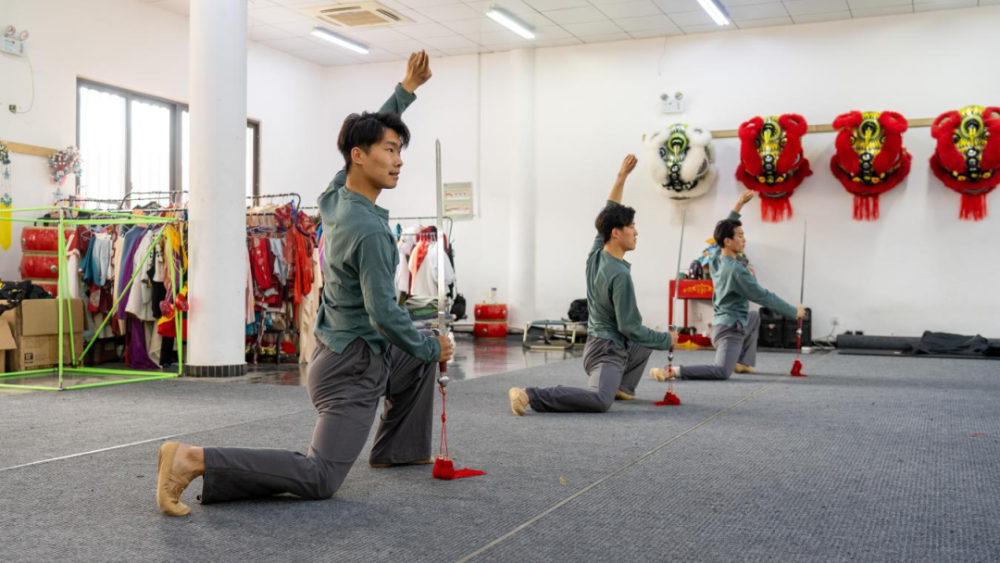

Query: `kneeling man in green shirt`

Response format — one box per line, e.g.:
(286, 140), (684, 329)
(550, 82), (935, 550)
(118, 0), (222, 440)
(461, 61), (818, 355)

(664, 191), (805, 381)
(509, 155), (677, 415)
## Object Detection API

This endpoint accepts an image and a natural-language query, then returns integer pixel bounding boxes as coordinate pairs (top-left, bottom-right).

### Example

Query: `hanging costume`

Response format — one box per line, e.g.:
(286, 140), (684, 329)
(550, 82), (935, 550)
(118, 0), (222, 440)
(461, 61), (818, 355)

(929, 105), (1000, 221)
(736, 114), (812, 222)
(647, 124), (716, 200)
(831, 111), (911, 221)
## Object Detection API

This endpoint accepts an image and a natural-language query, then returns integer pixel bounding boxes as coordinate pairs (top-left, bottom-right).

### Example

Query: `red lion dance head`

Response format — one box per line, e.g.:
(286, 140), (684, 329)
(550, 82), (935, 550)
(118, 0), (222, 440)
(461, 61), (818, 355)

(929, 105), (1000, 221)
(736, 114), (812, 222)
(830, 111), (911, 221)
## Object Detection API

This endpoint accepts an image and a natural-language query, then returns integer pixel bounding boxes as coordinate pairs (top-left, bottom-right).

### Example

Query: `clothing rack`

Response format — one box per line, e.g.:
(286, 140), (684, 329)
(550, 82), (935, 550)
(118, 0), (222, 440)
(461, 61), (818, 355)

(248, 192), (301, 211)
(390, 215), (453, 239)
(120, 191), (187, 209)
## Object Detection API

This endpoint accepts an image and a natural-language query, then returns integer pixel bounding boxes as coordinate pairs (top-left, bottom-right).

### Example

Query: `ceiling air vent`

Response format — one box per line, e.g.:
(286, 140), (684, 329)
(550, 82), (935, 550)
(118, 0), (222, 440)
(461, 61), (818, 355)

(304, 3), (414, 28)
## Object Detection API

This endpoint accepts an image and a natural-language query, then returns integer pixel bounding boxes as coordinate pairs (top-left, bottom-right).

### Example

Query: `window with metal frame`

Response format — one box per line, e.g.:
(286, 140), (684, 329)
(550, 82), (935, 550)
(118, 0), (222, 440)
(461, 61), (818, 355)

(76, 79), (260, 205)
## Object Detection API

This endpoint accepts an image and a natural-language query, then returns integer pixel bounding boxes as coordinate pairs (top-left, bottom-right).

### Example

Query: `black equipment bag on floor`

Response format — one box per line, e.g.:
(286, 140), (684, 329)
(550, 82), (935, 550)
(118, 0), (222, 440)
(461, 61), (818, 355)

(759, 307), (785, 348)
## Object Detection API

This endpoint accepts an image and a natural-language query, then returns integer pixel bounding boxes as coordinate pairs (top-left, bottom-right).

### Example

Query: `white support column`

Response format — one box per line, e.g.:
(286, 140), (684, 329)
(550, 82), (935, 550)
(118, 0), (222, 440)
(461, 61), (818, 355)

(507, 48), (536, 328)
(187, 0), (248, 376)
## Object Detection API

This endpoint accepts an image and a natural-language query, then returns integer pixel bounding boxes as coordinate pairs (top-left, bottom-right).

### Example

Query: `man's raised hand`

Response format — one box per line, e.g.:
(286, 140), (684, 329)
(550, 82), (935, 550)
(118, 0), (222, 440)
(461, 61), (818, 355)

(401, 50), (432, 94)
(619, 154), (638, 178)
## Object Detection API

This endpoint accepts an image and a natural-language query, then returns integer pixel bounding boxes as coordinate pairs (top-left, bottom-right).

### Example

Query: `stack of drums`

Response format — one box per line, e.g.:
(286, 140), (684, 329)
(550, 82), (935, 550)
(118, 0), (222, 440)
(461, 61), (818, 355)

(474, 303), (508, 339)
(19, 227), (73, 297)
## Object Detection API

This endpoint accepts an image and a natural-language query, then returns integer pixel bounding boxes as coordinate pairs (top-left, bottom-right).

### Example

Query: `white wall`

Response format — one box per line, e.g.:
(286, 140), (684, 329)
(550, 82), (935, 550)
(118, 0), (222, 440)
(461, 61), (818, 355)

(0, 0), (330, 281)
(322, 6), (1000, 338)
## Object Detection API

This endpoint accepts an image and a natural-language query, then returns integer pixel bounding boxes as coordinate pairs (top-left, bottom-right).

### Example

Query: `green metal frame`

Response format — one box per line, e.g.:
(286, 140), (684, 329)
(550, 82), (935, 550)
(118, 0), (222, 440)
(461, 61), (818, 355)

(0, 207), (185, 391)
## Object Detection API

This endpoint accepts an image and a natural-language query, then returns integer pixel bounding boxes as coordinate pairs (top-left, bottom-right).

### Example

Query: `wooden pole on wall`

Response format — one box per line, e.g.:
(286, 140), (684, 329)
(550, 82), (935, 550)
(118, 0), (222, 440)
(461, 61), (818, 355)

(1, 141), (58, 158)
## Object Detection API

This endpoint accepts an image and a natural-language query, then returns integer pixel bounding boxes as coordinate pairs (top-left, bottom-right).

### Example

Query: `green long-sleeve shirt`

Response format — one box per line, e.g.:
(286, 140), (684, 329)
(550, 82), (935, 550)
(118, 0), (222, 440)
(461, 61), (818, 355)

(313, 84), (439, 362)
(710, 210), (798, 327)
(586, 201), (672, 351)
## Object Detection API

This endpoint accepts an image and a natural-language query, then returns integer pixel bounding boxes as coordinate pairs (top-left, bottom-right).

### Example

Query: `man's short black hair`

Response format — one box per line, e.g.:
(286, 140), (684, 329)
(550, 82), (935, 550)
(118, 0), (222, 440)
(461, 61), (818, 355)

(337, 111), (410, 172)
(595, 203), (636, 244)
(714, 219), (743, 248)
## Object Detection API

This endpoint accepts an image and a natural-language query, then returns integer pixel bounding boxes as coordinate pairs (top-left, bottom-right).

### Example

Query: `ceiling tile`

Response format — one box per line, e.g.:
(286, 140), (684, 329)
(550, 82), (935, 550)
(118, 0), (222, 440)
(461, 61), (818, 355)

(155, 0), (190, 16)
(395, 9), (434, 23)
(680, 21), (738, 32)
(398, 22), (461, 38)
(544, 6), (610, 24)
(420, 34), (480, 48)
(562, 19), (625, 34)
(295, 47), (363, 66)
(269, 0), (328, 6)
(847, 0), (909, 8)
(523, 0), (592, 11)
(913, 0), (979, 6)
(852, 4), (913, 14)
(653, 0), (704, 11)
(914, 0), (975, 10)
(440, 45), (494, 55)
(580, 32), (634, 42)
(735, 14), (793, 25)
(259, 36), (321, 52)
(362, 49), (407, 62)
(250, 6), (313, 24)
(445, 18), (507, 34)
(398, 0), (463, 8)
(615, 14), (681, 30)
(727, 2), (789, 18)
(379, 39), (435, 53)
(250, 25), (295, 42)
(592, 0), (652, 5)
(466, 30), (536, 44)
(341, 27), (414, 42)
(270, 20), (317, 36)
(782, 0), (850, 15)
(720, 0), (783, 6)
(249, 0), (280, 7)
(597, 0), (665, 18)
(628, 26), (686, 36)
(666, 10), (715, 25)
(791, 10), (851, 21)
(532, 25), (576, 38)
(533, 37), (585, 46)
(417, 3), (485, 21)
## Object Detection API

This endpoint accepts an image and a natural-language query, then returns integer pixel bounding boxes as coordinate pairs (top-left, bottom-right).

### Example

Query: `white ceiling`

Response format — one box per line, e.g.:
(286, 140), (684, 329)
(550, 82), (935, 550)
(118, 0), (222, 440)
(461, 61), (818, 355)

(141, 0), (994, 66)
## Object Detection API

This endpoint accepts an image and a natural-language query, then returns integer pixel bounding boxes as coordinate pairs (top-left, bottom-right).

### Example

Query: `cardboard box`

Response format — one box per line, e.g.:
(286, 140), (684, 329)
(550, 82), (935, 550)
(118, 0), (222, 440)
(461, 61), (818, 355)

(0, 322), (16, 372)
(1, 299), (85, 372)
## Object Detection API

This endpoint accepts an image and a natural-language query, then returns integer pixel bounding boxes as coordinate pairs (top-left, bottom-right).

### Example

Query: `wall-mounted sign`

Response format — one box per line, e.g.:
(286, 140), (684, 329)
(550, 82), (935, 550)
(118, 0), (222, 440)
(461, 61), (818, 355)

(444, 182), (473, 220)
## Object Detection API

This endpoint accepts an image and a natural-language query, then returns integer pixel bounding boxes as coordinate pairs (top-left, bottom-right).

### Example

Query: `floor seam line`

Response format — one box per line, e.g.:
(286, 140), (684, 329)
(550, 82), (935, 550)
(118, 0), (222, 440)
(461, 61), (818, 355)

(454, 376), (790, 563)
(0, 408), (316, 473)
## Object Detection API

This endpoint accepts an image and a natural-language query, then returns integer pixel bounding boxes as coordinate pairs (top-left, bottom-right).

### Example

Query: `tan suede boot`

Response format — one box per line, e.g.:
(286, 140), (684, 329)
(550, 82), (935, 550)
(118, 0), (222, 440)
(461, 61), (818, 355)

(615, 390), (635, 401)
(156, 442), (192, 517)
(508, 387), (529, 416)
(734, 364), (755, 374)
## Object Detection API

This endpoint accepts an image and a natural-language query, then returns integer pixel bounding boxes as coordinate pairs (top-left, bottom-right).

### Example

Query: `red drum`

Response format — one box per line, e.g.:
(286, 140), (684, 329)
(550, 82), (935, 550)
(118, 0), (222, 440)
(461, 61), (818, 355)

(474, 303), (508, 322)
(474, 322), (508, 339)
(20, 253), (60, 280)
(21, 227), (73, 252)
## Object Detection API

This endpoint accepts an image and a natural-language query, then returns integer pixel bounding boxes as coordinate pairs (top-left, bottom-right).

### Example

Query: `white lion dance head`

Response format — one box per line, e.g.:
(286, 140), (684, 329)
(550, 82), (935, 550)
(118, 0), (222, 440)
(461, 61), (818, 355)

(647, 124), (717, 201)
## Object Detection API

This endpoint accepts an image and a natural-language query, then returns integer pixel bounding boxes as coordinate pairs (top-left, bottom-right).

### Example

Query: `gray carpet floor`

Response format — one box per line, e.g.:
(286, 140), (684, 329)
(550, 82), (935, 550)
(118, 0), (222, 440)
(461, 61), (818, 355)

(1, 349), (998, 563)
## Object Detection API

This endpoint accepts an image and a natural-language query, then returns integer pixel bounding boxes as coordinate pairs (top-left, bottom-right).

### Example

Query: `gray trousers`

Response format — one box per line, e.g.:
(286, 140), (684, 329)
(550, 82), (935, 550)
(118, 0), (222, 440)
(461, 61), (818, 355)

(525, 337), (653, 413)
(681, 310), (760, 381)
(200, 337), (436, 504)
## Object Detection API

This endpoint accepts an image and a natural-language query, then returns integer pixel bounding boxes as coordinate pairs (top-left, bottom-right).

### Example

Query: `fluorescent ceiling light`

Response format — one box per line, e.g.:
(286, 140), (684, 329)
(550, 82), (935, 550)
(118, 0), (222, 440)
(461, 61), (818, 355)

(696, 0), (730, 25)
(486, 7), (535, 40)
(311, 27), (369, 54)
